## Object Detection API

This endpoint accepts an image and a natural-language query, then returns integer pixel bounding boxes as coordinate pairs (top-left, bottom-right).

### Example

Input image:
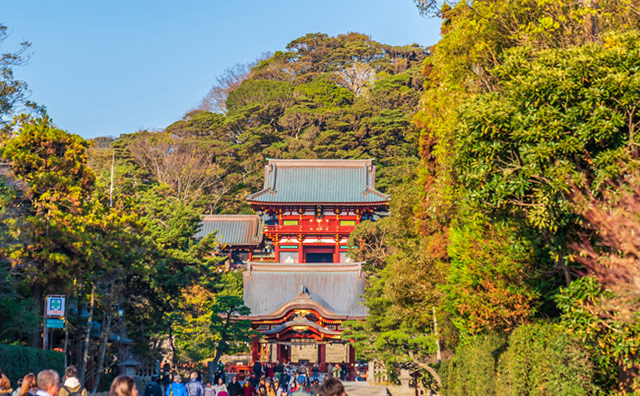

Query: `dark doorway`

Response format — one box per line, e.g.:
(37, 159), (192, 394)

(280, 344), (290, 363)
(305, 252), (333, 263)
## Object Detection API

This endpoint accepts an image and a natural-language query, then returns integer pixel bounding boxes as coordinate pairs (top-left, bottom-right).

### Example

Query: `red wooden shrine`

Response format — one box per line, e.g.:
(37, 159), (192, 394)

(198, 159), (390, 370)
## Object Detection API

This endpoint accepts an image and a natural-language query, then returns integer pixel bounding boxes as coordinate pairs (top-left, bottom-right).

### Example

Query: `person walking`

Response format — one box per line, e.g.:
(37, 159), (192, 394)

(308, 381), (320, 396)
(186, 373), (204, 396)
(35, 371), (59, 396)
(204, 383), (214, 396)
(264, 381), (275, 396)
(339, 363), (346, 382)
(144, 377), (162, 396)
(0, 375), (13, 396)
(311, 365), (318, 382)
(317, 378), (344, 396)
(17, 373), (37, 396)
(274, 361), (283, 382)
(252, 361), (262, 380)
(58, 366), (87, 396)
(11, 379), (21, 396)
(288, 377), (310, 396)
(226, 378), (240, 396)
(110, 375), (139, 396)
(162, 371), (173, 393)
(241, 381), (253, 396)
(212, 378), (226, 396)
(272, 379), (283, 396)
(165, 376), (187, 396)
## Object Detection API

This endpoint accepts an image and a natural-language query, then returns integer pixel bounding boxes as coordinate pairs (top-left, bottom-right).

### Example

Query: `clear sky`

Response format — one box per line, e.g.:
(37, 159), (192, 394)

(2, 1), (441, 138)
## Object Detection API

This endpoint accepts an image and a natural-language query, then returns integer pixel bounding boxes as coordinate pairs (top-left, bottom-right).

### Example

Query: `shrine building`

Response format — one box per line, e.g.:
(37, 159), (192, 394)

(197, 159), (390, 368)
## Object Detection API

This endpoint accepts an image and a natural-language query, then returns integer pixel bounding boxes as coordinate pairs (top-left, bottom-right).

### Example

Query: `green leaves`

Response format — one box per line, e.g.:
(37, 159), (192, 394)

(455, 32), (640, 231)
(556, 277), (640, 389)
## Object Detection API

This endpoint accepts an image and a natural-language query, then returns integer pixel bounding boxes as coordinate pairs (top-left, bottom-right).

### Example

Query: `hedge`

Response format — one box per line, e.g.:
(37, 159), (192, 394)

(0, 344), (64, 386)
(440, 333), (507, 396)
(440, 322), (601, 396)
(497, 323), (600, 396)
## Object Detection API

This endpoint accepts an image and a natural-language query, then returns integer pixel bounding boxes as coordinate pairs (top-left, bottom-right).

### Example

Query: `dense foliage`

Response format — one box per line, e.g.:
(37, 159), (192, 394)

(99, 33), (427, 213)
(2, 2), (640, 393)
(0, 344), (64, 385)
(345, 1), (640, 394)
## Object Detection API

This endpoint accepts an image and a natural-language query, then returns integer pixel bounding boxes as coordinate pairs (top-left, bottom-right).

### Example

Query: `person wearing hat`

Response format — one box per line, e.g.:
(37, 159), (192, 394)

(289, 376), (310, 396)
(165, 375), (187, 396)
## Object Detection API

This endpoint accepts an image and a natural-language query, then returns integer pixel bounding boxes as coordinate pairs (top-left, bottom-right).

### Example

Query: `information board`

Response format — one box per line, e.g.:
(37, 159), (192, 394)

(45, 295), (65, 317)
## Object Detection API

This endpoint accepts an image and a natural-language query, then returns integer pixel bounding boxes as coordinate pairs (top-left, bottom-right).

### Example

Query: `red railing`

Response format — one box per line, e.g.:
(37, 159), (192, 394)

(265, 218), (356, 235)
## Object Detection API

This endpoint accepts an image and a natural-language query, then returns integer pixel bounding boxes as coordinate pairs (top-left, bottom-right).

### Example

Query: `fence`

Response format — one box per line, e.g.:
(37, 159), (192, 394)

(368, 360), (389, 384)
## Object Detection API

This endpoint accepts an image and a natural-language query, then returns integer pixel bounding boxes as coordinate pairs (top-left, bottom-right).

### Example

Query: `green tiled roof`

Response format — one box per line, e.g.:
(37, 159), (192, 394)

(247, 159), (390, 204)
(194, 215), (263, 246)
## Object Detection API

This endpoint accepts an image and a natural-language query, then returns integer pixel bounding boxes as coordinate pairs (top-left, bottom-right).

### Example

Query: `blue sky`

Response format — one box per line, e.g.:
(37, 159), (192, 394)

(2, 1), (442, 138)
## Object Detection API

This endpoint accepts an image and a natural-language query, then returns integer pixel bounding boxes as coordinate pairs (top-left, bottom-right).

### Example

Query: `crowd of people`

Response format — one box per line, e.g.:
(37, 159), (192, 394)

(143, 369), (346, 396)
(146, 363), (345, 396)
(0, 361), (348, 396)
(248, 361), (349, 383)
(0, 367), (93, 396)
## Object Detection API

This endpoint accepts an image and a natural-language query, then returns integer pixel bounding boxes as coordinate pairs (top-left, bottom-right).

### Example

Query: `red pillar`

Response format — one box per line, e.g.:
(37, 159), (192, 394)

(319, 344), (326, 372)
(274, 241), (280, 263)
(298, 237), (304, 263)
(251, 337), (260, 362)
(349, 343), (355, 363)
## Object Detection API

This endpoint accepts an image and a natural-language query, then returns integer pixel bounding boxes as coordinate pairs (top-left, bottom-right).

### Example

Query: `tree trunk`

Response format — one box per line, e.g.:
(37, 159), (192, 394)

(432, 307), (441, 364)
(29, 283), (43, 348)
(93, 308), (113, 393)
(169, 325), (178, 366)
(80, 285), (95, 385)
(211, 312), (232, 370)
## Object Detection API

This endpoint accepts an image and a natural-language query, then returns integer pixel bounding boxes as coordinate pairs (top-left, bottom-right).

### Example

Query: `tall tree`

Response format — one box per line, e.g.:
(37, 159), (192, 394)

(1, 117), (95, 346)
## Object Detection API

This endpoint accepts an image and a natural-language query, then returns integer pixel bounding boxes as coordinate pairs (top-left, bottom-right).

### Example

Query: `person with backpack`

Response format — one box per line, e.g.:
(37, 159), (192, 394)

(186, 373), (204, 396)
(252, 361), (262, 380)
(289, 376), (310, 396)
(166, 376), (187, 396)
(57, 366), (87, 396)
(144, 377), (162, 396)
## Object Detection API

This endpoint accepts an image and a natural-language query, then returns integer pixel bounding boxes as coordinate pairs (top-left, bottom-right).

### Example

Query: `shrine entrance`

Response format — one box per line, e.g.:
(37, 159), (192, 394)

(305, 247), (334, 263)
(305, 252), (333, 262)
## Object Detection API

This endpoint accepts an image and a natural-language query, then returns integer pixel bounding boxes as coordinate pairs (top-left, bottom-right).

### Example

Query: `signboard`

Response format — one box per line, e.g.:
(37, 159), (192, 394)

(46, 318), (65, 329)
(45, 295), (65, 317)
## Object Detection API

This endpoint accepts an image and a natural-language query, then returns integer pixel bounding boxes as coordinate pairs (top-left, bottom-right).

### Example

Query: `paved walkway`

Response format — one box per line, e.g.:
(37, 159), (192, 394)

(343, 381), (388, 396)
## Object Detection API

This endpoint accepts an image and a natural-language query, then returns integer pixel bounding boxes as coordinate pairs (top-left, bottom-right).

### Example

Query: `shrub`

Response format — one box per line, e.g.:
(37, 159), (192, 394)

(440, 333), (506, 396)
(0, 344), (64, 386)
(497, 322), (600, 396)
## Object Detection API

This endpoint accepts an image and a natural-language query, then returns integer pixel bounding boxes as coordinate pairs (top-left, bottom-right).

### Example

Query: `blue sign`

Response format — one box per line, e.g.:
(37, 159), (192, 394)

(46, 318), (65, 329)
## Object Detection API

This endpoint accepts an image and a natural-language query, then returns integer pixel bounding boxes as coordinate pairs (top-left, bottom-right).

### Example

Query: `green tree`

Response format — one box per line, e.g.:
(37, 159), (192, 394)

(445, 214), (540, 336)
(1, 117), (96, 346)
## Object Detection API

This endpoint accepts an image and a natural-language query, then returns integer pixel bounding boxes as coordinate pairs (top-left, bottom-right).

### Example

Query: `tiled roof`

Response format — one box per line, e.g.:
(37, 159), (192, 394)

(194, 215), (263, 246)
(247, 159), (390, 204)
(243, 262), (367, 318)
